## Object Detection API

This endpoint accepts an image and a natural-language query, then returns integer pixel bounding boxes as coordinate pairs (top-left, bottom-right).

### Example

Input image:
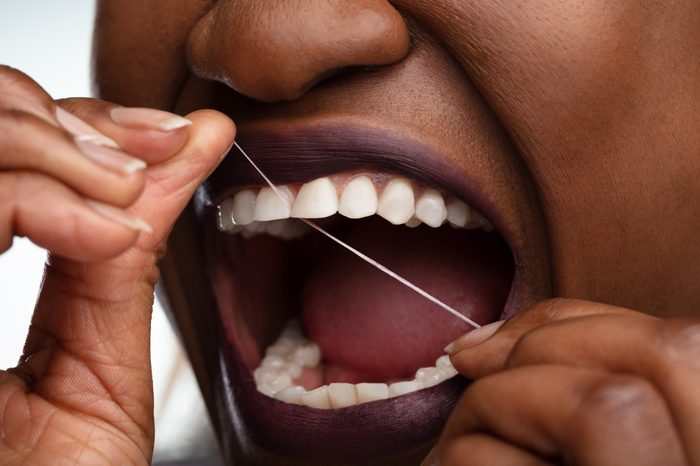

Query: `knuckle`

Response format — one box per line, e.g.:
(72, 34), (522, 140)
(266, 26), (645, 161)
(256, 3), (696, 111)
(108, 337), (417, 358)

(507, 298), (572, 327)
(57, 97), (113, 122)
(662, 319), (700, 370)
(0, 108), (53, 140)
(0, 67), (54, 108)
(578, 376), (661, 426)
(0, 64), (28, 85)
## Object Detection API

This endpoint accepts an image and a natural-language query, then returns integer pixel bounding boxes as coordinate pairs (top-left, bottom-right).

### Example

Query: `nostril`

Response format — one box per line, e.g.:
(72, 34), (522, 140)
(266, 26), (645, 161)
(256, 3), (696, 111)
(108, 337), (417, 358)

(186, 1), (410, 102)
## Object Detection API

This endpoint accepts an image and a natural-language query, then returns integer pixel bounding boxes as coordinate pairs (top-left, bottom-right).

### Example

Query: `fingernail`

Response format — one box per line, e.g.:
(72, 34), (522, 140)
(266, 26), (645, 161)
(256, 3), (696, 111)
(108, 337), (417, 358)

(110, 107), (192, 131)
(420, 446), (440, 466)
(75, 134), (120, 148)
(444, 320), (506, 355)
(86, 201), (153, 234)
(55, 107), (119, 148)
(77, 140), (147, 175)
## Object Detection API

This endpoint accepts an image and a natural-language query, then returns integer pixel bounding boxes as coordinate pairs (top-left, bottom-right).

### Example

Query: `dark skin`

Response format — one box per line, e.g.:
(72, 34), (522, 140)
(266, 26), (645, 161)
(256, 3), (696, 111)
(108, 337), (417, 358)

(1, 0), (698, 464)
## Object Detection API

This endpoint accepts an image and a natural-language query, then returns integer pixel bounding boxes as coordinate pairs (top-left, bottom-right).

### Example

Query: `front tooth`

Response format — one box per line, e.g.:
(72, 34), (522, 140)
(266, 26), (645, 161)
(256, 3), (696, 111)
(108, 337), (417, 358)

(389, 380), (423, 397)
(338, 176), (378, 219)
(274, 386), (305, 405)
(301, 385), (331, 409)
(254, 186), (294, 221)
(446, 198), (471, 228)
(328, 383), (358, 408)
(291, 177), (338, 219)
(377, 178), (415, 225)
(231, 189), (256, 225)
(217, 198), (236, 230)
(415, 189), (447, 227)
(356, 383), (389, 403)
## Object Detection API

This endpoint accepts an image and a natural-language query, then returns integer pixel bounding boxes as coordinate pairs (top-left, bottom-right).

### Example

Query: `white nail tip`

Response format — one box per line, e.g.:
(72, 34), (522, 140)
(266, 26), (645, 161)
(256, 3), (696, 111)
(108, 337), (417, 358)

(415, 189), (447, 227)
(338, 176), (378, 219)
(302, 386), (331, 409)
(74, 134), (120, 149)
(356, 383), (389, 403)
(377, 178), (415, 225)
(254, 186), (293, 221)
(291, 177), (338, 218)
(328, 383), (358, 409)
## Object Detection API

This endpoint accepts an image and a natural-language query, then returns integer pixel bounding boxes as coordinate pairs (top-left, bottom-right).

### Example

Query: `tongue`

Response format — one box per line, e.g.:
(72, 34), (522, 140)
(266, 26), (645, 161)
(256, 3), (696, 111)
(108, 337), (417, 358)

(301, 219), (513, 380)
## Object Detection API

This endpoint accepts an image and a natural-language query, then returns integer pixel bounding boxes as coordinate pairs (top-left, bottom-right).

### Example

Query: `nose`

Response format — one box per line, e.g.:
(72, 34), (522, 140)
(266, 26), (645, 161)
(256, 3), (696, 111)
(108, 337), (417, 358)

(186, 0), (410, 102)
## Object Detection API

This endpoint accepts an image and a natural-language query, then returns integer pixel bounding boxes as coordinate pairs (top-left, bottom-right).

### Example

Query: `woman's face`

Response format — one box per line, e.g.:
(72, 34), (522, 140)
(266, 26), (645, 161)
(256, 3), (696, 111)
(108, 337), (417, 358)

(95, 1), (699, 464)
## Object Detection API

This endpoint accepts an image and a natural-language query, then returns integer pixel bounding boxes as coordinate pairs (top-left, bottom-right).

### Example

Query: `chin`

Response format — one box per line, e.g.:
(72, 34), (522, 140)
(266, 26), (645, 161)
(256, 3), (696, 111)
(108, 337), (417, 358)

(156, 115), (549, 465)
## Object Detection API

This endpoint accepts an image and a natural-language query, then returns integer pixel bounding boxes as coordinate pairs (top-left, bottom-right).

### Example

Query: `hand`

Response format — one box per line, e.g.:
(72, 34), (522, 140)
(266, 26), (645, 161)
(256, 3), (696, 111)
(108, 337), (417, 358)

(0, 66), (235, 464)
(425, 299), (700, 466)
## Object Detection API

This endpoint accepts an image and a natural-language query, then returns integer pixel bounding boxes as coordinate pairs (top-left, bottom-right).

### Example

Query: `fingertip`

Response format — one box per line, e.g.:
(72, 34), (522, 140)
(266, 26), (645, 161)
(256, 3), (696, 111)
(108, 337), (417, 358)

(445, 320), (506, 355)
(57, 99), (192, 164)
(185, 109), (237, 150)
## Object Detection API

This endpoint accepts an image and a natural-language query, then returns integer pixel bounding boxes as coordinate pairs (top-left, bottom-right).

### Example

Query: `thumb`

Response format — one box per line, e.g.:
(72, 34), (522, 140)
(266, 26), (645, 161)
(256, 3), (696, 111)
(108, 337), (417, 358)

(11, 110), (234, 452)
(131, 108), (235, 249)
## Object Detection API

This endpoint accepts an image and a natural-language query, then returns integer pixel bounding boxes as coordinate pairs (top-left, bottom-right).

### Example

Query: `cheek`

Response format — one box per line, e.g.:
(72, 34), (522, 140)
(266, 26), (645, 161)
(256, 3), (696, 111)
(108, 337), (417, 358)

(401, 0), (700, 309)
(94, 0), (210, 107)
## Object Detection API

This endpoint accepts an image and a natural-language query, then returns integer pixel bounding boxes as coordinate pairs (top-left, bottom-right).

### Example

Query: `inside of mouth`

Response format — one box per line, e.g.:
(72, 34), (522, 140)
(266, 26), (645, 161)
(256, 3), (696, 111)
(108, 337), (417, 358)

(208, 172), (514, 408)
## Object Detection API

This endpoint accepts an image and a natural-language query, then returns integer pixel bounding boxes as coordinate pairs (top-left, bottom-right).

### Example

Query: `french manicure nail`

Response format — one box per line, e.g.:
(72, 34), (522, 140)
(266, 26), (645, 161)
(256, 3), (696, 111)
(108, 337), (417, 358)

(77, 140), (147, 175)
(55, 107), (120, 148)
(86, 201), (153, 234)
(75, 134), (120, 148)
(444, 320), (506, 355)
(110, 107), (192, 131)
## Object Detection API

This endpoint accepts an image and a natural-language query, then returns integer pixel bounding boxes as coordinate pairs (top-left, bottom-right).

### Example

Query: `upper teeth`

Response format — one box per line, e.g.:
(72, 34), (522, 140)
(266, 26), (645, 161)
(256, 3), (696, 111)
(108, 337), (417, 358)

(253, 320), (459, 409)
(217, 173), (493, 239)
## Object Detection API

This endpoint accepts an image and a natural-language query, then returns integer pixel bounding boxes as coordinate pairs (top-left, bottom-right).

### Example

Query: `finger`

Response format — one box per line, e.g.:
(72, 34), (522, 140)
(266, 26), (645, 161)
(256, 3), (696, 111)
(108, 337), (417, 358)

(13, 110), (234, 450)
(427, 433), (552, 466)
(58, 98), (191, 164)
(0, 65), (56, 123)
(0, 108), (146, 207)
(436, 366), (686, 466)
(497, 312), (700, 464)
(448, 299), (637, 377)
(0, 171), (146, 261)
(128, 108), (235, 248)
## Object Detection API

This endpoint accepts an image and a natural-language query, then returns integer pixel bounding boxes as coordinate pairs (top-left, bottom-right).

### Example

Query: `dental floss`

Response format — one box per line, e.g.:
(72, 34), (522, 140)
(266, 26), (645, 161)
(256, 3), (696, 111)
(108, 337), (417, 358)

(233, 141), (481, 329)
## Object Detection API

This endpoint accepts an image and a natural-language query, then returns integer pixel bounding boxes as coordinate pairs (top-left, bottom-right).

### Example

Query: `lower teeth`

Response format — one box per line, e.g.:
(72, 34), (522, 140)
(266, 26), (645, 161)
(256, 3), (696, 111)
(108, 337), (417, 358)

(253, 320), (458, 408)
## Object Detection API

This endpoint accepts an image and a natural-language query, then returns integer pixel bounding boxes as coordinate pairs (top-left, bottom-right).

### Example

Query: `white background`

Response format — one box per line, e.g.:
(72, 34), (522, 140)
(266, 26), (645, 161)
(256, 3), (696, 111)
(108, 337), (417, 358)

(0, 2), (218, 461)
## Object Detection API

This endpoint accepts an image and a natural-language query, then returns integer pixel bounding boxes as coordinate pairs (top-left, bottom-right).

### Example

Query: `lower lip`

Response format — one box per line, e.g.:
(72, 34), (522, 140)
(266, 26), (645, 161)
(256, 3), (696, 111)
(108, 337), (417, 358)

(213, 338), (468, 461)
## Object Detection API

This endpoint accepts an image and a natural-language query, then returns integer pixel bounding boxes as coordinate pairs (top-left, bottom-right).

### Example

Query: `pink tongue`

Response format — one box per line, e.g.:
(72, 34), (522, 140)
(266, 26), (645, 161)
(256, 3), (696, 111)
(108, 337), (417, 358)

(301, 220), (513, 380)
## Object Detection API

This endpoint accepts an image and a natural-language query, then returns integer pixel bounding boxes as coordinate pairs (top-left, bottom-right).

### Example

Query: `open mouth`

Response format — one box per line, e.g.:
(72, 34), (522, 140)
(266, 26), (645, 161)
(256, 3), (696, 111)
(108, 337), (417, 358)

(193, 124), (517, 463)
